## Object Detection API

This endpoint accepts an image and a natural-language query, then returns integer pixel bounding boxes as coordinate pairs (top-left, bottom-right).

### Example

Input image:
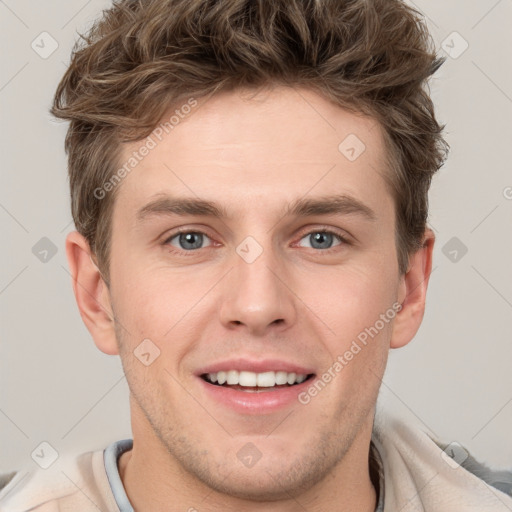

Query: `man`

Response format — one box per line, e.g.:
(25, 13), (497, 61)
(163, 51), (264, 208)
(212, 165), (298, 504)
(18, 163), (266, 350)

(1, 0), (511, 510)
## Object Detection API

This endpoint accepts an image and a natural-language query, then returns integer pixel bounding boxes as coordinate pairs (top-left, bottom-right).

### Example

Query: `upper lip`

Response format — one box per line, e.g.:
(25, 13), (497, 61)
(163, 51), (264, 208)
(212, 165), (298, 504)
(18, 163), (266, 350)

(195, 358), (315, 376)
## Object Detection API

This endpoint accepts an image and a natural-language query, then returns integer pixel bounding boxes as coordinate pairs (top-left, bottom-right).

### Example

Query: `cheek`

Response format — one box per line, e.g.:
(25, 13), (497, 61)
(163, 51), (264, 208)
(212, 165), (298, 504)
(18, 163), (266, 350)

(111, 265), (212, 361)
(327, 270), (397, 380)
(307, 264), (398, 340)
(302, 267), (397, 400)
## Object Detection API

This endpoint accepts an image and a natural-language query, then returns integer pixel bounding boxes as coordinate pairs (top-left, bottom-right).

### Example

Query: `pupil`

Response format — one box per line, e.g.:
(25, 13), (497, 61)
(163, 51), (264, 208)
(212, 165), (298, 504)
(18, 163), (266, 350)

(180, 232), (202, 250)
(311, 232), (332, 249)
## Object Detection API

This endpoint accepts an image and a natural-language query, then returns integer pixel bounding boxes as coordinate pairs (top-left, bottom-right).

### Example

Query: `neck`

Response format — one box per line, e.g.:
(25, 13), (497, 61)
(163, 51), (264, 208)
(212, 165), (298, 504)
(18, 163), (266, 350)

(118, 402), (377, 512)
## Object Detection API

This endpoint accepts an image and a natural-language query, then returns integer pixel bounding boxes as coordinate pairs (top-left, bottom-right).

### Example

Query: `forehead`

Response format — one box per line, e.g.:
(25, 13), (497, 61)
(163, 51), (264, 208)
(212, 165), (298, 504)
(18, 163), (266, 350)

(114, 86), (393, 224)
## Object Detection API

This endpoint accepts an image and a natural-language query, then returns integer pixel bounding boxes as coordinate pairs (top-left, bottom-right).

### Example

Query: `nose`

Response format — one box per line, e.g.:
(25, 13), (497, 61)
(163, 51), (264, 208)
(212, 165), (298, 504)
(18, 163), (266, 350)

(219, 240), (297, 337)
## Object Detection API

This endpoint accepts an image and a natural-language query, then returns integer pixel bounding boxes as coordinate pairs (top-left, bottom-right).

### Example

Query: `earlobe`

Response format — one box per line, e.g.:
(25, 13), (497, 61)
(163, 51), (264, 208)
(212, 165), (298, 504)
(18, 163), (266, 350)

(390, 228), (435, 349)
(65, 231), (119, 355)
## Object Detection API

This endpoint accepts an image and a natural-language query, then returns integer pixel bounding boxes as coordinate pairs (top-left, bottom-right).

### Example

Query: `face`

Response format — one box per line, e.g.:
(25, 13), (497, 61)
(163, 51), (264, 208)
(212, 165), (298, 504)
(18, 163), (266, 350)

(101, 86), (407, 499)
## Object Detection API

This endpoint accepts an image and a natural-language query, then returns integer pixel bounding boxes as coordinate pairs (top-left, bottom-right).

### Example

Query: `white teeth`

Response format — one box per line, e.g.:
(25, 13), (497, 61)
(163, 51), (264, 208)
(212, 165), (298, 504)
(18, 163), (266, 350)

(275, 371), (288, 385)
(256, 371), (275, 387)
(226, 370), (238, 385)
(204, 370), (309, 387)
(239, 371), (257, 386)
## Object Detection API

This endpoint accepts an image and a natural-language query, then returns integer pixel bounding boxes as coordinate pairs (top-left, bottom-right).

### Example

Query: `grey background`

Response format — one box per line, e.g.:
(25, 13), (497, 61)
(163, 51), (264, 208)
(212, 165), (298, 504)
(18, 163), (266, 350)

(1, 0), (511, 475)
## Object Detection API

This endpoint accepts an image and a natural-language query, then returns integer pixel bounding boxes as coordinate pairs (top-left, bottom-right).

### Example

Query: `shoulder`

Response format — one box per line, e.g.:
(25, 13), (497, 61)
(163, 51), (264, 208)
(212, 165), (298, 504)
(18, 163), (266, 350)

(0, 447), (119, 512)
(432, 438), (512, 496)
(372, 407), (512, 511)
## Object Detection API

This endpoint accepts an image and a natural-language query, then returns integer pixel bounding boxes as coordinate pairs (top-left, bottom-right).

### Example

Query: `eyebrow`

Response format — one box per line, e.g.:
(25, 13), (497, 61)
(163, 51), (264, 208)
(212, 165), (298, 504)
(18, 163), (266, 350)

(135, 194), (377, 223)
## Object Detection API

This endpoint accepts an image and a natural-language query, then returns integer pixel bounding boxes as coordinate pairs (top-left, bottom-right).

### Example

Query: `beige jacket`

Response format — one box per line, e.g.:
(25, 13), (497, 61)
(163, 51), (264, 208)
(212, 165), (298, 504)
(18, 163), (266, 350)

(1, 409), (511, 511)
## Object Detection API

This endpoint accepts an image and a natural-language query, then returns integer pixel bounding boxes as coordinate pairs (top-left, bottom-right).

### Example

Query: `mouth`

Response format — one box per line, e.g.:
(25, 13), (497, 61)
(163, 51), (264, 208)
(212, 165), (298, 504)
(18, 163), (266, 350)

(195, 359), (317, 413)
(201, 370), (316, 392)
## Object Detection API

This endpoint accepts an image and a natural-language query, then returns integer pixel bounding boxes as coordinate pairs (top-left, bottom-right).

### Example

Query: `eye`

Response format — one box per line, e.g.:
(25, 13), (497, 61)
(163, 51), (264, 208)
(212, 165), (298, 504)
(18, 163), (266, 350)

(164, 230), (213, 251)
(162, 227), (350, 255)
(297, 229), (349, 250)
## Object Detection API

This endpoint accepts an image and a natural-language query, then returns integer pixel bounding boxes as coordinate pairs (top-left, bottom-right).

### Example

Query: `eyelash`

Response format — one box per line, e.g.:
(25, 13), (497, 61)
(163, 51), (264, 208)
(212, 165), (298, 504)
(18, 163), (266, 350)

(162, 226), (351, 256)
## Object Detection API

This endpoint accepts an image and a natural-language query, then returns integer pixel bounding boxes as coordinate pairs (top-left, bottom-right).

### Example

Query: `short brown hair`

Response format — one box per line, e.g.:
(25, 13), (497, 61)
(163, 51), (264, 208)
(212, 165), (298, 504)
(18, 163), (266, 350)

(52, 0), (448, 284)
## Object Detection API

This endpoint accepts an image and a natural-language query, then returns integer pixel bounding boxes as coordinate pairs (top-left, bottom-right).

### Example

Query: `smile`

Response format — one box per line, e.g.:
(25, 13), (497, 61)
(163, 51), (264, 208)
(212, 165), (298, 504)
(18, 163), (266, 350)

(202, 370), (311, 390)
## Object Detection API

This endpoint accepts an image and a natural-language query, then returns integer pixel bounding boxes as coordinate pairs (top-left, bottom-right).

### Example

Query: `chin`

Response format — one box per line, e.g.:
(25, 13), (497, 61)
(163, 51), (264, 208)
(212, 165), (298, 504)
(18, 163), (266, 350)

(194, 459), (319, 502)
(177, 434), (343, 502)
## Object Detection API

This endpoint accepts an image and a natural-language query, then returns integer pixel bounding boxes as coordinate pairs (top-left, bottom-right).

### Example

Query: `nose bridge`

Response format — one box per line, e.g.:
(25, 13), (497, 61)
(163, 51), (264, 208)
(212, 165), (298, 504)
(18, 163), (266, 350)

(219, 234), (296, 334)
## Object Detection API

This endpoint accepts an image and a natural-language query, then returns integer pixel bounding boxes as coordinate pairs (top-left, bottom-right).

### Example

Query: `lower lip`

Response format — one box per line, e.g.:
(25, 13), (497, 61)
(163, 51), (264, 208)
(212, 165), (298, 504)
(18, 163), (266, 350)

(197, 376), (314, 414)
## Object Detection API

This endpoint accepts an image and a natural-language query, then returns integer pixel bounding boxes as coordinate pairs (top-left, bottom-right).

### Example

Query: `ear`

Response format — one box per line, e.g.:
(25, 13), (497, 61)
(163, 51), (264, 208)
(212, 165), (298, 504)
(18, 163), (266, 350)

(65, 230), (119, 355)
(390, 228), (435, 349)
